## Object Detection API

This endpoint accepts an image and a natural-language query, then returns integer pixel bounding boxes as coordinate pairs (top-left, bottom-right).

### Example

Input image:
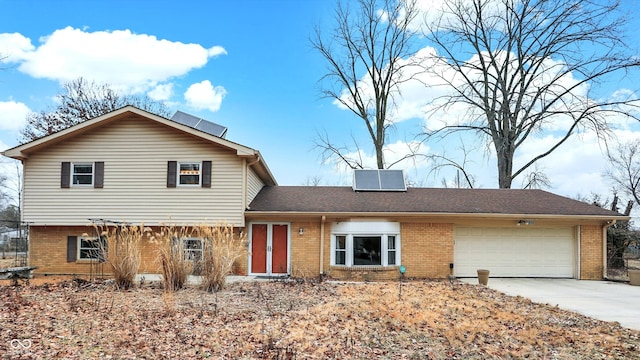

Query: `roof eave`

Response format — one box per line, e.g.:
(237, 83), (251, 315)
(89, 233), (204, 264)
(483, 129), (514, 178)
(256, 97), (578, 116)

(245, 211), (628, 222)
(243, 151), (277, 186)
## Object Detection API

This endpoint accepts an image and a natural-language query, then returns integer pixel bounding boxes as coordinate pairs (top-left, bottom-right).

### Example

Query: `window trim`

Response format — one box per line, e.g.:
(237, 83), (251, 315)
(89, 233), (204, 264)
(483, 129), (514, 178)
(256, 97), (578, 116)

(71, 162), (94, 187)
(182, 237), (203, 261)
(331, 234), (400, 267)
(177, 161), (202, 186)
(77, 236), (106, 261)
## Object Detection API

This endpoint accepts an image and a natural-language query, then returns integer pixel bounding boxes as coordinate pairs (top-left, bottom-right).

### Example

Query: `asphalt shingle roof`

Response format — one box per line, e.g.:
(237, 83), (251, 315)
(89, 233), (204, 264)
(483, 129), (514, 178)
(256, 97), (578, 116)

(247, 186), (625, 217)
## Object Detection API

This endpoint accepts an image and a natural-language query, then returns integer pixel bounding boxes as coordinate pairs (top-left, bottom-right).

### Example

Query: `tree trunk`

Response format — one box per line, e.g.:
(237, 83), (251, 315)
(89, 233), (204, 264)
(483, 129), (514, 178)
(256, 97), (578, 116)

(496, 143), (514, 188)
(375, 142), (384, 169)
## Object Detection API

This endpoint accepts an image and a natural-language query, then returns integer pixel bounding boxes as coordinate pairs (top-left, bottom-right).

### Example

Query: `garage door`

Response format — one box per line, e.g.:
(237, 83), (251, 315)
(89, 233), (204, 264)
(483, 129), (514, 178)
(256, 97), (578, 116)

(454, 227), (575, 278)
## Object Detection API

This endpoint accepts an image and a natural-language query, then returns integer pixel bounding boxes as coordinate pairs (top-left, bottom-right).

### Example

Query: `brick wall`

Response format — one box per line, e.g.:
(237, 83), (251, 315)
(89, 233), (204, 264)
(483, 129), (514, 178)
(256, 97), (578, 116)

(36, 222), (602, 280)
(580, 225), (604, 280)
(290, 221), (321, 277)
(29, 225), (247, 276)
(401, 223), (454, 278)
(320, 221), (455, 281)
(30, 225), (118, 276)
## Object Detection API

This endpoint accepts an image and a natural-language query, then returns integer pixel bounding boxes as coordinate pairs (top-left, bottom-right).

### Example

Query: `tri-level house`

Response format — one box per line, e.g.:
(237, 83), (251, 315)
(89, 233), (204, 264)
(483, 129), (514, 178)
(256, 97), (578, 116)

(2, 106), (627, 280)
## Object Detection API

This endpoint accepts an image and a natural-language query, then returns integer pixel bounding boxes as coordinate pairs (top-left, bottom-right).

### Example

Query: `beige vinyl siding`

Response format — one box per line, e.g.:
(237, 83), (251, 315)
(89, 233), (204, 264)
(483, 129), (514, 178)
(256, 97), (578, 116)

(23, 115), (246, 226)
(247, 167), (265, 205)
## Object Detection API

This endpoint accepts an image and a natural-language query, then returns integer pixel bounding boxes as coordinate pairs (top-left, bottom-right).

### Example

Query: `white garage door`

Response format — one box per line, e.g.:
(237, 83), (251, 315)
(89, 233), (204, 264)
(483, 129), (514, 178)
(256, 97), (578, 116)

(454, 227), (575, 278)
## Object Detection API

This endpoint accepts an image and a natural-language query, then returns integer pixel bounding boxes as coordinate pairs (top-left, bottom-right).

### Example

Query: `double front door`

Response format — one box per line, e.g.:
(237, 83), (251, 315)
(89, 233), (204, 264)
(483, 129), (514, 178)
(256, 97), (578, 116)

(250, 223), (289, 275)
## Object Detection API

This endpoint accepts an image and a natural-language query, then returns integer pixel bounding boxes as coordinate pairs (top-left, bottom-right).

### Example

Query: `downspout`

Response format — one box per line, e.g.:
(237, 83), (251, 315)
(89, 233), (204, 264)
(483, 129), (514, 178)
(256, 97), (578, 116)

(320, 215), (326, 275)
(576, 226), (581, 279)
(242, 159), (247, 220)
(603, 220), (616, 279)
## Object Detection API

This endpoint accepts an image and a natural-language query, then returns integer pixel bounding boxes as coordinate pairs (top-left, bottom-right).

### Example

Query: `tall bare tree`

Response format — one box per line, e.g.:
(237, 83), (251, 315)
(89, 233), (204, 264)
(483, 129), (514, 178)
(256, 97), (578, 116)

(312, 0), (420, 169)
(423, 0), (640, 188)
(607, 139), (640, 205)
(20, 77), (171, 143)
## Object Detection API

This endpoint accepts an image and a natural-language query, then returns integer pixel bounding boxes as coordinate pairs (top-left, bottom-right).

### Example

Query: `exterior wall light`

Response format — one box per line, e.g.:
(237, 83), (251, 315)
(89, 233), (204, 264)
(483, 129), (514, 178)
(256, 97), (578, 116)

(517, 219), (535, 226)
(298, 227), (304, 235)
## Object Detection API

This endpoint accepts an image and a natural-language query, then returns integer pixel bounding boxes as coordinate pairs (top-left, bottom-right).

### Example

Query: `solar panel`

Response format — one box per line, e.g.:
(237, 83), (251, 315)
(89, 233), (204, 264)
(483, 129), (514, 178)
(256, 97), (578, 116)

(353, 169), (407, 191)
(170, 111), (228, 138)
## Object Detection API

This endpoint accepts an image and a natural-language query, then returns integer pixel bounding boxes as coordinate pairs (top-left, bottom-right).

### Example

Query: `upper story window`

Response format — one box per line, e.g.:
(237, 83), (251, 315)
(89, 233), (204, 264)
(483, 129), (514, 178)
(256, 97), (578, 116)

(61, 162), (104, 189)
(179, 162), (201, 186)
(72, 163), (94, 186)
(167, 161), (212, 188)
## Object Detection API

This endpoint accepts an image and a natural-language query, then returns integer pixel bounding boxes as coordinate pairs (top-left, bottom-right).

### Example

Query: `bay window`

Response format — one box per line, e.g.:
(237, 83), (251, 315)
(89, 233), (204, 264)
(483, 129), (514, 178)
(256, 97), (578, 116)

(331, 222), (400, 267)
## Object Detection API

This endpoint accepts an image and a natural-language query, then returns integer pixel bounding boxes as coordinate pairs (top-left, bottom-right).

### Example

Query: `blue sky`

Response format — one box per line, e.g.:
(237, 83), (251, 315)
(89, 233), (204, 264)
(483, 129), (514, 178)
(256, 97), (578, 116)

(1, 0), (640, 203)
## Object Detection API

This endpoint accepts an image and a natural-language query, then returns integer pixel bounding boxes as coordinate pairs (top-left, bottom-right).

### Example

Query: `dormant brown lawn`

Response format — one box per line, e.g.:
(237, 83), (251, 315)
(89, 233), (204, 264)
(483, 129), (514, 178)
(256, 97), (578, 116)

(1, 278), (639, 359)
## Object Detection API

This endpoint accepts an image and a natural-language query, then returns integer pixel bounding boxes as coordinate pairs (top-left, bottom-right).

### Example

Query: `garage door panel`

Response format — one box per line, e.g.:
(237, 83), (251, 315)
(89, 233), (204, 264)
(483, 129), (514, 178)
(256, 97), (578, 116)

(454, 227), (574, 278)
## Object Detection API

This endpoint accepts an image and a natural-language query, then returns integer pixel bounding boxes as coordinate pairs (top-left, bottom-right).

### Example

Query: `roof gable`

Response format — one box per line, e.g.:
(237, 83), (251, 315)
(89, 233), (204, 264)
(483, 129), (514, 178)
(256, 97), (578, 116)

(1, 106), (277, 185)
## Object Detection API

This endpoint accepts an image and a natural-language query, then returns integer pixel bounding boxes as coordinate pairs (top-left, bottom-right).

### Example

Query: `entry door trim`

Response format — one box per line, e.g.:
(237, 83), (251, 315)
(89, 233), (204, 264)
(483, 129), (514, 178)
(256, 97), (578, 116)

(248, 222), (291, 276)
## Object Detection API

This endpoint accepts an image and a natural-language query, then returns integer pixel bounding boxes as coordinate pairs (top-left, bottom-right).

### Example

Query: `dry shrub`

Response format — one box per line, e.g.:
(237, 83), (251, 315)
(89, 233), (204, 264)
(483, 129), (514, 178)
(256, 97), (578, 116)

(150, 225), (194, 292)
(92, 223), (143, 290)
(194, 223), (247, 292)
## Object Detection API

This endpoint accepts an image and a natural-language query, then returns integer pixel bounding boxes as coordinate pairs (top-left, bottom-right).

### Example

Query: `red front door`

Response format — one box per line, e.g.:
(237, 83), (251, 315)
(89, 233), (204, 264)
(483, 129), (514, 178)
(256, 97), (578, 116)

(251, 224), (267, 274)
(271, 225), (288, 274)
(250, 223), (289, 275)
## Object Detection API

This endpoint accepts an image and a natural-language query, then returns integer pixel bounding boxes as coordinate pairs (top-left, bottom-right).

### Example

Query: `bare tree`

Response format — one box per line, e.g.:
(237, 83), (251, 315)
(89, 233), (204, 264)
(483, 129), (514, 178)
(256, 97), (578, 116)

(20, 77), (171, 143)
(423, 0), (640, 188)
(303, 175), (323, 186)
(312, 0), (420, 169)
(426, 141), (476, 188)
(607, 139), (640, 205)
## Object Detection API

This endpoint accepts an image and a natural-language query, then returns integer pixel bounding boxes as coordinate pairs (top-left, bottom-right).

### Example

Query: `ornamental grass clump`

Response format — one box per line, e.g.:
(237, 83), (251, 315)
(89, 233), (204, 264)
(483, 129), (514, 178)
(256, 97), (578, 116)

(194, 223), (247, 292)
(151, 225), (194, 292)
(92, 222), (143, 290)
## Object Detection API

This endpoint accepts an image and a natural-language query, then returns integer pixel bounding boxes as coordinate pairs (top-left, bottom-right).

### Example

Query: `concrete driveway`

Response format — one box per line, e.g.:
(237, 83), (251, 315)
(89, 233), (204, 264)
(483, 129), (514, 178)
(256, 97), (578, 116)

(461, 278), (640, 331)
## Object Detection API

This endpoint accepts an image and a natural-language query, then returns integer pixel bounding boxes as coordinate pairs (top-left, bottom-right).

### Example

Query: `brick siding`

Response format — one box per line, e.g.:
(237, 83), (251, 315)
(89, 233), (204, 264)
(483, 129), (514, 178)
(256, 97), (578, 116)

(580, 225), (604, 280)
(29, 225), (247, 276)
(29, 222), (606, 281)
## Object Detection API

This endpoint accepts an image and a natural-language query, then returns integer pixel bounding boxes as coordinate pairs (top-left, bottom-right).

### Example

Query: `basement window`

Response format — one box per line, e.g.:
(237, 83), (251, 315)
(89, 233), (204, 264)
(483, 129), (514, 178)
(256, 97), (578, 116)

(183, 238), (203, 261)
(78, 236), (106, 261)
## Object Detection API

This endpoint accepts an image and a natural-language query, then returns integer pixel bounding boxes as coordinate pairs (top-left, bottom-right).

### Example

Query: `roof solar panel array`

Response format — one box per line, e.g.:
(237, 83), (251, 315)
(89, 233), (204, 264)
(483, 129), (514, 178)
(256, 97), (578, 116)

(353, 169), (406, 191)
(171, 111), (228, 138)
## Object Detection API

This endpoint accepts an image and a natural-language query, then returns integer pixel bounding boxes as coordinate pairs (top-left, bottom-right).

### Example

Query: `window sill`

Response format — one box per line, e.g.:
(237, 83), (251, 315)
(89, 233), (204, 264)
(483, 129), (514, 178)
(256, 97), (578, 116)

(330, 265), (399, 272)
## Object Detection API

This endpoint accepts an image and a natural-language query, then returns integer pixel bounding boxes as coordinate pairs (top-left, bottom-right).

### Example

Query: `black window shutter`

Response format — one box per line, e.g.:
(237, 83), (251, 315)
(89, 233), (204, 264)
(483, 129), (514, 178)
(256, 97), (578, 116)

(67, 236), (77, 262)
(61, 162), (71, 188)
(167, 161), (177, 188)
(202, 161), (212, 188)
(94, 162), (104, 188)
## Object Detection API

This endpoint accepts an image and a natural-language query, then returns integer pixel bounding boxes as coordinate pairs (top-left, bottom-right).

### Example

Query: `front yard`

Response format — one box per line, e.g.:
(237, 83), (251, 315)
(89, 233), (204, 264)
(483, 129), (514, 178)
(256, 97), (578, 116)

(1, 277), (639, 359)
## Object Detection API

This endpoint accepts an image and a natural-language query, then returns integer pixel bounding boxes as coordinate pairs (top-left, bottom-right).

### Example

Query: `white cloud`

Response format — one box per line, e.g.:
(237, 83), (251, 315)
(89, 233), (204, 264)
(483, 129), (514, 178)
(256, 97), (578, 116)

(0, 100), (30, 131)
(208, 46), (227, 57)
(0, 27), (227, 96)
(184, 80), (227, 112)
(0, 33), (34, 63)
(148, 83), (174, 101)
